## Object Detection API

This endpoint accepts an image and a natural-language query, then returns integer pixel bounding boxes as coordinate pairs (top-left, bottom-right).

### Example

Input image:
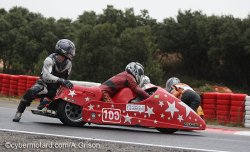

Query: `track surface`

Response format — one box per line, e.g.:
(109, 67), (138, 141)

(0, 99), (250, 152)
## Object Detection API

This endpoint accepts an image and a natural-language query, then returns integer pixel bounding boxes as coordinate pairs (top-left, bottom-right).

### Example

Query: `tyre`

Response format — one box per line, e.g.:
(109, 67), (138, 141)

(216, 105), (230, 111)
(245, 96), (250, 101)
(231, 100), (245, 106)
(244, 123), (250, 128)
(202, 92), (217, 99)
(202, 104), (216, 109)
(245, 101), (250, 106)
(216, 110), (229, 115)
(231, 94), (247, 101)
(217, 99), (230, 105)
(244, 115), (250, 120)
(202, 99), (216, 104)
(156, 128), (178, 134)
(217, 93), (231, 100)
(57, 101), (85, 127)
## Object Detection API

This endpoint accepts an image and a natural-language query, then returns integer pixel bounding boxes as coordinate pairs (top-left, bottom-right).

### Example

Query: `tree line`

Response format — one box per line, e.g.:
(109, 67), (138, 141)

(0, 6), (250, 91)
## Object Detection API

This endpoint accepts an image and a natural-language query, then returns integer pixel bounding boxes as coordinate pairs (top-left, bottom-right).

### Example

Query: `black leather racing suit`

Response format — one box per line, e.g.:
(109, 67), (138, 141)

(17, 53), (72, 113)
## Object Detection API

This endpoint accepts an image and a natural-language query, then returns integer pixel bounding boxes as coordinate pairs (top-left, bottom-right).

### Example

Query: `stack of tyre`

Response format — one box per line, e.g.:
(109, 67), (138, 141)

(216, 93), (231, 124)
(26, 76), (39, 90)
(0, 74), (3, 93)
(9, 75), (19, 96)
(0, 74), (11, 96)
(18, 75), (28, 96)
(201, 92), (217, 121)
(230, 94), (246, 125)
(245, 96), (250, 127)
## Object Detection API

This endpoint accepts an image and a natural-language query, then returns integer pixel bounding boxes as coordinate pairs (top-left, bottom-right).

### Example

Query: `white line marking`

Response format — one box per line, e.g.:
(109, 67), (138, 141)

(0, 128), (228, 152)
(234, 131), (250, 136)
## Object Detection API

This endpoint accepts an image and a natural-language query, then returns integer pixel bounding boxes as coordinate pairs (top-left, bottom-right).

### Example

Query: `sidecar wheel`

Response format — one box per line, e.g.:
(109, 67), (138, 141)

(156, 128), (178, 134)
(58, 101), (85, 127)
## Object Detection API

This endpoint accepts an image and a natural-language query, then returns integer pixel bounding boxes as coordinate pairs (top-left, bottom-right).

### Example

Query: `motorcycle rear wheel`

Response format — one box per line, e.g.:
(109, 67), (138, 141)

(58, 100), (86, 127)
(156, 128), (178, 134)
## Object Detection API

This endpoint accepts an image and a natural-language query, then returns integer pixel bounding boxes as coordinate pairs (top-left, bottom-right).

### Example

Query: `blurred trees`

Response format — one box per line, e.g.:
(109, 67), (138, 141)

(0, 6), (250, 90)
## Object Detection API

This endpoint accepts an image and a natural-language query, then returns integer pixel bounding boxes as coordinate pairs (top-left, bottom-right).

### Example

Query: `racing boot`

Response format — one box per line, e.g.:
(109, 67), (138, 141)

(12, 99), (27, 122)
(12, 112), (22, 122)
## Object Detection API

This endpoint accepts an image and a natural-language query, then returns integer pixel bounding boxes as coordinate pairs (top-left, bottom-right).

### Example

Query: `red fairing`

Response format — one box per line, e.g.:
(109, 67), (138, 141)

(55, 84), (206, 130)
(112, 88), (136, 104)
(55, 85), (102, 106)
(82, 86), (206, 131)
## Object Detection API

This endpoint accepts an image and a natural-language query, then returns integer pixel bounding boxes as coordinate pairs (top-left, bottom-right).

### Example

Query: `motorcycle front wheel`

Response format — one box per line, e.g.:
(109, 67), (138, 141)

(57, 100), (85, 127)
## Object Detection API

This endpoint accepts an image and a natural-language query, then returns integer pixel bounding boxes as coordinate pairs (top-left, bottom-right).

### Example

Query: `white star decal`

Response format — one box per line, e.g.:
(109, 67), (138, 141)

(177, 115), (184, 122)
(154, 120), (158, 124)
(97, 105), (100, 108)
(168, 117), (171, 120)
(88, 104), (94, 110)
(85, 97), (90, 101)
(178, 102), (195, 117)
(164, 94), (168, 97)
(98, 114), (101, 117)
(123, 110), (126, 113)
(165, 102), (179, 118)
(144, 115), (147, 118)
(87, 118), (91, 121)
(159, 101), (164, 107)
(160, 113), (165, 118)
(195, 118), (197, 122)
(134, 113), (137, 116)
(111, 104), (114, 108)
(145, 106), (155, 117)
(138, 120), (141, 123)
(68, 90), (76, 97)
(124, 113), (132, 124)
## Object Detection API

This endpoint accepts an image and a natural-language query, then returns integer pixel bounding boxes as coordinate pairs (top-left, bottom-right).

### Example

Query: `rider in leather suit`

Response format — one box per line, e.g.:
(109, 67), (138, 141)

(13, 39), (76, 122)
(99, 62), (150, 102)
(166, 77), (201, 111)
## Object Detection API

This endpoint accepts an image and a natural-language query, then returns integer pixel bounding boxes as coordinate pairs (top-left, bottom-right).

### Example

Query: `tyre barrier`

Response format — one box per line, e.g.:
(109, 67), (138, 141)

(0, 74), (10, 96)
(244, 96), (250, 128)
(9, 75), (19, 96)
(230, 94), (246, 125)
(216, 93), (231, 124)
(0, 73), (101, 98)
(201, 92), (248, 127)
(18, 75), (28, 96)
(201, 92), (217, 121)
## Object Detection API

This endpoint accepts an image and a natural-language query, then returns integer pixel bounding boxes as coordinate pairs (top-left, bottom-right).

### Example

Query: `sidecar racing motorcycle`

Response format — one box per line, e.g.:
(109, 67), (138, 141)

(31, 84), (206, 134)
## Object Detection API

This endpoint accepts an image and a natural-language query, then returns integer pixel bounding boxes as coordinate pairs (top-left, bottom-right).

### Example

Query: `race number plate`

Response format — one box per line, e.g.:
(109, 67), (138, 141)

(102, 108), (121, 123)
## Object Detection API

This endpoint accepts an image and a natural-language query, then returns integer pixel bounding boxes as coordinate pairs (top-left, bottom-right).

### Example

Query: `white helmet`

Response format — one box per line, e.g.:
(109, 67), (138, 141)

(166, 77), (180, 92)
(139, 75), (150, 88)
(125, 62), (144, 85)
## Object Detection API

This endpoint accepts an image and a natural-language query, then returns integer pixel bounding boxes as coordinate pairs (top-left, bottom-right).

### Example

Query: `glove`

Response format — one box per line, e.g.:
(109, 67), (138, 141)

(57, 78), (73, 89)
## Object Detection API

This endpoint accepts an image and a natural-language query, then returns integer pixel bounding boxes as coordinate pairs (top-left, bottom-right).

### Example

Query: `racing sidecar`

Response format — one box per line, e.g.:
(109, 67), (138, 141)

(32, 84), (206, 134)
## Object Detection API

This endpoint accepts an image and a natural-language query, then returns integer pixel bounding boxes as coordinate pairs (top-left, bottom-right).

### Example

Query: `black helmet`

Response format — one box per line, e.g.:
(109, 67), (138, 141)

(55, 39), (75, 60)
(125, 62), (144, 85)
